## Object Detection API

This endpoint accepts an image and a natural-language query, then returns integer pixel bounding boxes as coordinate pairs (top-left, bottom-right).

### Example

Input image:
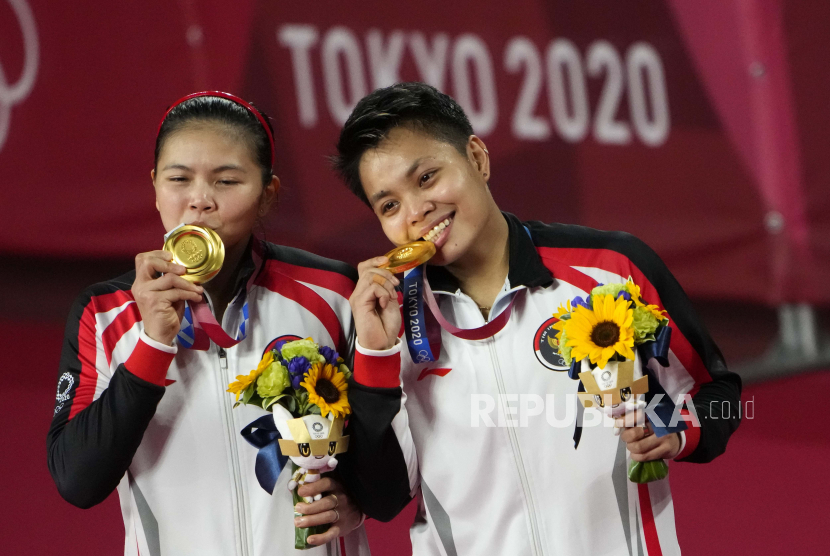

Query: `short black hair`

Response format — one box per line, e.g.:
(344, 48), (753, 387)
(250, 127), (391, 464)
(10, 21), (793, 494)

(155, 95), (275, 186)
(333, 82), (474, 207)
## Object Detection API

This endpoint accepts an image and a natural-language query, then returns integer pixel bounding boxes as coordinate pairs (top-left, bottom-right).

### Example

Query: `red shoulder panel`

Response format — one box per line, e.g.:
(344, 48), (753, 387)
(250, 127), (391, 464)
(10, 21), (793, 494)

(266, 259), (355, 300)
(256, 261), (346, 352)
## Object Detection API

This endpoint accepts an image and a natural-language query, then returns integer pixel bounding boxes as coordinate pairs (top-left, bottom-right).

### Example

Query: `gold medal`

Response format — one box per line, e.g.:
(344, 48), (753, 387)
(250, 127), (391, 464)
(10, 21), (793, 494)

(163, 224), (225, 283)
(379, 240), (436, 274)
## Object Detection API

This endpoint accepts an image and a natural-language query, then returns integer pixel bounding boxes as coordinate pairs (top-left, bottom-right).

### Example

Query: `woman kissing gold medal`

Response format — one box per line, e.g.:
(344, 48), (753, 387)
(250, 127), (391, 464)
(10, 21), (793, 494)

(162, 224), (225, 284)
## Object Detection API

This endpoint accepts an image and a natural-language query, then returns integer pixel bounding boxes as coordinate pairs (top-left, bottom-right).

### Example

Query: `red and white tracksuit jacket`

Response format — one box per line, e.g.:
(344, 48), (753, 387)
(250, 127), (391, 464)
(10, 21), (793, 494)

(340, 213), (741, 556)
(48, 240), (371, 556)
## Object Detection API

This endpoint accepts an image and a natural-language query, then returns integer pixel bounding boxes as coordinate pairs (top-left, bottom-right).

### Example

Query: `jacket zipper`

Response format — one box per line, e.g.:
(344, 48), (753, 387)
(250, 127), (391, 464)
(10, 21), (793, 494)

(487, 318), (544, 555)
(207, 288), (249, 556)
(219, 346), (251, 556)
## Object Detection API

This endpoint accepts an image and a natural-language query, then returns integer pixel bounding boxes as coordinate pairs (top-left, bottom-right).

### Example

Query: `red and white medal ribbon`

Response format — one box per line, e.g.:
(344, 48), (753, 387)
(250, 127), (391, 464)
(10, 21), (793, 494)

(177, 241), (263, 351)
(403, 264), (523, 363)
(422, 275), (521, 340)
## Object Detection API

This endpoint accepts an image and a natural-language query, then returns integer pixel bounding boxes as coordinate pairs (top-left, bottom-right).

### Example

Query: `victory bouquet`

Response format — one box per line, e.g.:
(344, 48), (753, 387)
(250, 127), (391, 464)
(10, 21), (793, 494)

(227, 339), (351, 549)
(554, 279), (685, 483)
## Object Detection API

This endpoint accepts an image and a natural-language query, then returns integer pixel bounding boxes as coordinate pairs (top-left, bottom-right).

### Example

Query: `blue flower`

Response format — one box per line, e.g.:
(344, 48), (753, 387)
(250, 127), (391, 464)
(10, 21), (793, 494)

(287, 356), (311, 390)
(618, 291), (631, 301)
(320, 346), (339, 366)
(572, 296), (590, 309)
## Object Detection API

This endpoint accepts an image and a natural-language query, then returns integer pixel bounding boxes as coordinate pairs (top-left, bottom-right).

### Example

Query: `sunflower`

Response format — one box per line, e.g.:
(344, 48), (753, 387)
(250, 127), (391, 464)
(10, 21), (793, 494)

(227, 351), (274, 401)
(552, 300), (573, 340)
(624, 279), (666, 321)
(625, 279), (644, 306)
(642, 303), (666, 320)
(553, 299), (573, 321)
(563, 293), (635, 368)
(301, 362), (350, 418)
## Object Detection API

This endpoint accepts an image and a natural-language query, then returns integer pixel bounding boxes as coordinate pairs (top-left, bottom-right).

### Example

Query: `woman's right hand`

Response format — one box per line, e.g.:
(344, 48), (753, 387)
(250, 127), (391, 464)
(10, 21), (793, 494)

(349, 257), (401, 351)
(132, 250), (204, 346)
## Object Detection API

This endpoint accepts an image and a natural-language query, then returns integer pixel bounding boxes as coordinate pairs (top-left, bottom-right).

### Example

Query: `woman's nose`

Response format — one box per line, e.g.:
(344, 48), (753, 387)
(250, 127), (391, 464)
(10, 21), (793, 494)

(408, 198), (436, 226)
(189, 182), (215, 211)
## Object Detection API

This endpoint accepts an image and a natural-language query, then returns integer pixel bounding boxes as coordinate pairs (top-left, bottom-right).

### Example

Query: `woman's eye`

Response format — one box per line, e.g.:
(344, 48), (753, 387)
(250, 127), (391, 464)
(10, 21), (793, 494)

(381, 200), (398, 214)
(218, 180), (239, 186)
(420, 171), (434, 185)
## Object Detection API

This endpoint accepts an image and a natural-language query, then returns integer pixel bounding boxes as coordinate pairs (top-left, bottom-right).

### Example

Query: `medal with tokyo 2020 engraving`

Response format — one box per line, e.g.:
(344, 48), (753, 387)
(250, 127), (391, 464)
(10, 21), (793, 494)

(163, 224), (225, 284)
(164, 224), (245, 351)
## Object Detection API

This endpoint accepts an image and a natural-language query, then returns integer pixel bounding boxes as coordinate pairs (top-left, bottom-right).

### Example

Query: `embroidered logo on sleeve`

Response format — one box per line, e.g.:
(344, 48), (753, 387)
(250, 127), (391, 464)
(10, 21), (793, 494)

(54, 372), (74, 414)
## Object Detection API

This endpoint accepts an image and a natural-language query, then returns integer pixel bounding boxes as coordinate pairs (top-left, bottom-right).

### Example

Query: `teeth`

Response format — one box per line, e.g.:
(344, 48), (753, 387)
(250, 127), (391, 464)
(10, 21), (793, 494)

(424, 217), (452, 243)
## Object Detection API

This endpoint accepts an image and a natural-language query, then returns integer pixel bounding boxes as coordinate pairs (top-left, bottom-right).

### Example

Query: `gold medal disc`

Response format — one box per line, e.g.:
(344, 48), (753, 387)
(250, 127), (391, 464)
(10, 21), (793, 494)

(163, 225), (225, 283)
(380, 241), (436, 274)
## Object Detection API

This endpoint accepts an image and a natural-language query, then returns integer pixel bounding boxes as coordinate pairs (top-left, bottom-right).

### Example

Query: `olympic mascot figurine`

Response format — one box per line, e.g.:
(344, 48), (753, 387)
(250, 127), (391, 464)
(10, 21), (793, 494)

(272, 405), (349, 503)
(576, 351), (649, 419)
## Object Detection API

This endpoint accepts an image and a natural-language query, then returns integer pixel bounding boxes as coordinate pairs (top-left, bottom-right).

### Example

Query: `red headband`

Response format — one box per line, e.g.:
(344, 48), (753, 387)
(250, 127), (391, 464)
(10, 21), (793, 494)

(157, 91), (275, 168)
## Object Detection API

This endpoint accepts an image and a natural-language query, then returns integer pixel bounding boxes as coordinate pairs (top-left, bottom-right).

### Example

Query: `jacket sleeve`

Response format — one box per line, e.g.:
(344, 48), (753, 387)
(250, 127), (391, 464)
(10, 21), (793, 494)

(46, 287), (175, 508)
(339, 340), (419, 522)
(618, 234), (742, 463)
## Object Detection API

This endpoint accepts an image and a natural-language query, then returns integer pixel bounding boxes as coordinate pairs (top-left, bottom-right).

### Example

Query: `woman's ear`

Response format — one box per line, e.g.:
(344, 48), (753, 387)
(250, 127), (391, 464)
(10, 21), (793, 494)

(260, 175), (280, 215)
(467, 135), (490, 182)
(151, 169), (160, 212)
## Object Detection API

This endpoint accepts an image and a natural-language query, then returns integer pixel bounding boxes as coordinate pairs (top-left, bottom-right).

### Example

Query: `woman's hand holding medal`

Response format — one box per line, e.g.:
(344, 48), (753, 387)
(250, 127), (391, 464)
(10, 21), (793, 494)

(350, 256), (401, 351)
(131, 250), (204, 346)
(350, 241), (436, 351)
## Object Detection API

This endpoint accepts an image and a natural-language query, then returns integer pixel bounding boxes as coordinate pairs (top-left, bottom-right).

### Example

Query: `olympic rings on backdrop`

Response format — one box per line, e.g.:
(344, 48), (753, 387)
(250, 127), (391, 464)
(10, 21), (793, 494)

(0, 0), (39, 151)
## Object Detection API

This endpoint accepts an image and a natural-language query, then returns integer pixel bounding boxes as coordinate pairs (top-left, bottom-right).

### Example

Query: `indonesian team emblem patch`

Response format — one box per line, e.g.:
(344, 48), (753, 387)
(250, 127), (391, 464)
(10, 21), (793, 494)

(262, 334), (302, 357)
(533, 317), (569, 371)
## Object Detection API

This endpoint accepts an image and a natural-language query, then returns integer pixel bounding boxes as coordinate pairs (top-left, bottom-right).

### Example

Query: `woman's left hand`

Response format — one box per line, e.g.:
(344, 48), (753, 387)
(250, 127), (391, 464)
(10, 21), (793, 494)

(295, 477), (363, 545)
(616, 410), (681, 462)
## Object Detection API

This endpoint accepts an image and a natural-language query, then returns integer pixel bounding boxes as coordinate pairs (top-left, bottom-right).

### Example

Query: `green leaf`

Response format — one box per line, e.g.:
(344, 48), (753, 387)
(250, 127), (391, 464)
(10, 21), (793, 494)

(306, 404), (321, 415)
(292, 390), (310, 415)
(241, 384), (256, 405)
(264, 394), (288, 409)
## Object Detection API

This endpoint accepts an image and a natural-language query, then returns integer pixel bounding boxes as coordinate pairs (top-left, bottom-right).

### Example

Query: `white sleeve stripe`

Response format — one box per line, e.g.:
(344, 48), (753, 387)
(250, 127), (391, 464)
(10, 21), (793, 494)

(390, 390), (420, 495)
(356, 337), (403, 356)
